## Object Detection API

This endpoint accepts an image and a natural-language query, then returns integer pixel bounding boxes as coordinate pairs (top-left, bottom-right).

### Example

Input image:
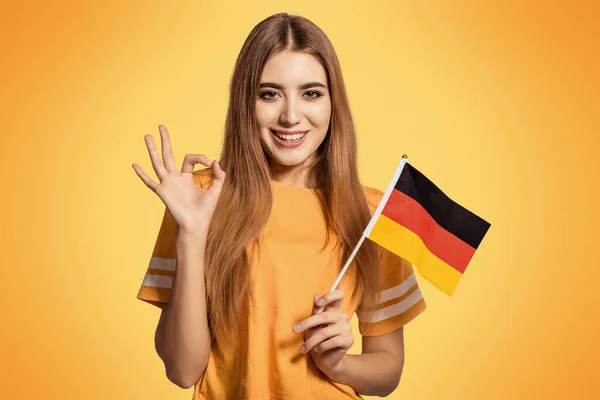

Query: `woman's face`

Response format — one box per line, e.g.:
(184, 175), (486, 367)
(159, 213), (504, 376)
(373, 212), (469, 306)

(255, 50), (331, 175)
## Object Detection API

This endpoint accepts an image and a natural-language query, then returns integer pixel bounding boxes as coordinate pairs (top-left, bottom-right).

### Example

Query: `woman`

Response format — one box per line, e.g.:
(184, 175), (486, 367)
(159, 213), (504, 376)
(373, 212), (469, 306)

(133, 12), (426, 399)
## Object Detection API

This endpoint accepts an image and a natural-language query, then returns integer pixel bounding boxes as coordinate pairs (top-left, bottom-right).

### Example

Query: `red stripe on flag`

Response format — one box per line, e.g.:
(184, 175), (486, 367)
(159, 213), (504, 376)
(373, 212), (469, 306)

(381, 189), (476, 273)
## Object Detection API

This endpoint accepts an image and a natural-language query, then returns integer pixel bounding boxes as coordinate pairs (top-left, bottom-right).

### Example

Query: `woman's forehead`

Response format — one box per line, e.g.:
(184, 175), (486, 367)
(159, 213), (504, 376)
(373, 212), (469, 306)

(260, 51), (327, 85)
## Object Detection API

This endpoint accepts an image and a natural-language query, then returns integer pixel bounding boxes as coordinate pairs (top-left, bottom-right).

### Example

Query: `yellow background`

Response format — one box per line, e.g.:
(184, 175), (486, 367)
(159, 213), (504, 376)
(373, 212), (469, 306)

(1, 0), (598, 399)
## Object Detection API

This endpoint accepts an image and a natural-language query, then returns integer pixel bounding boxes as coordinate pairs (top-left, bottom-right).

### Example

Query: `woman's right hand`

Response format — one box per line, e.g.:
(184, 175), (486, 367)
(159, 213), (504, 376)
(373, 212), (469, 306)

(132, 125), (226, 234)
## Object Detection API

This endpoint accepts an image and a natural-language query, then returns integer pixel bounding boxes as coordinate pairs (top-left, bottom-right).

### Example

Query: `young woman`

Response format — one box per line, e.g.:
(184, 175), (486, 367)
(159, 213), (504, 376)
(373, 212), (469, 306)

(133, 12), (426, 399)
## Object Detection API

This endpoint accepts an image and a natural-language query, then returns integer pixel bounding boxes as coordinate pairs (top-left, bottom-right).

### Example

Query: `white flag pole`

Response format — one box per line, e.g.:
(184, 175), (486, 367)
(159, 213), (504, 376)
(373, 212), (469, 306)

(316, 155), (409, 313)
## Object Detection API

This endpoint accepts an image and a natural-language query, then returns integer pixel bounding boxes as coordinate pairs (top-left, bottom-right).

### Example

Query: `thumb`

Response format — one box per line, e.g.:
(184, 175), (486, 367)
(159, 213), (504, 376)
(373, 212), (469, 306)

(312, 294), (320, 314)
(208, 160), (226, 194)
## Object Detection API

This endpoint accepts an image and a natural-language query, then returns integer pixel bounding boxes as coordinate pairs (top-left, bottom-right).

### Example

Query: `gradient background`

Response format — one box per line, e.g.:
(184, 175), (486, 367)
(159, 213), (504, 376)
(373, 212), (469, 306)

(1, 0), (598, 399)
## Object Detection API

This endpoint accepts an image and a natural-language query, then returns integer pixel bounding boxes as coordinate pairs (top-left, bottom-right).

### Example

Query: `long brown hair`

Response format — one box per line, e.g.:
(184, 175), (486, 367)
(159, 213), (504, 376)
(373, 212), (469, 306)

(204, 12), (381, 340)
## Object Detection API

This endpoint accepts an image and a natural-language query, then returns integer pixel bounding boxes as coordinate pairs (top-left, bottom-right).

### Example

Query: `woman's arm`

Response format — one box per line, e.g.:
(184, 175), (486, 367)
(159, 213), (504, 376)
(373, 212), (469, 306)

(154, 229), (212, 388)
(330, 327), (405, 397)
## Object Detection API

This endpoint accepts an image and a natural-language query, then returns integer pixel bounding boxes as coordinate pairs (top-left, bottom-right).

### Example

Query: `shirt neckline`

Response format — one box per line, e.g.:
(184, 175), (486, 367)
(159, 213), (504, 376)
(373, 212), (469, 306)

(270, 179), (324, 191)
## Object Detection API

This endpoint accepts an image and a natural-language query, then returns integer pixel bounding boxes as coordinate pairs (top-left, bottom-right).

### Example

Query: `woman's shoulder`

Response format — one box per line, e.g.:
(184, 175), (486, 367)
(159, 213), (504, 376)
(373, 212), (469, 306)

(192, 167), (214, 188)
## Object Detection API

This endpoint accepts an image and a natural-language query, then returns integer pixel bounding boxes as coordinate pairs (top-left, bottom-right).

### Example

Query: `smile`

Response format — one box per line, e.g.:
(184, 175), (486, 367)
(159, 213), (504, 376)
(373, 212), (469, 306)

(270, 129), (308, 147)
(271, 129), (307, 141)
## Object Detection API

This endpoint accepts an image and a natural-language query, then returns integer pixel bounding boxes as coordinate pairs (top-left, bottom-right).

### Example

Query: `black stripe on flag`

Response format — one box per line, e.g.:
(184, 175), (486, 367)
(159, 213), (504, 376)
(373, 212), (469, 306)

(394, 162), (491, 249)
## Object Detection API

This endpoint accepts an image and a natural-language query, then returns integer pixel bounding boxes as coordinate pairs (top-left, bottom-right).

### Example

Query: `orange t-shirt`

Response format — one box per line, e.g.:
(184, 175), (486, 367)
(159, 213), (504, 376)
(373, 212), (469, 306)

(137, 170), (426, 399)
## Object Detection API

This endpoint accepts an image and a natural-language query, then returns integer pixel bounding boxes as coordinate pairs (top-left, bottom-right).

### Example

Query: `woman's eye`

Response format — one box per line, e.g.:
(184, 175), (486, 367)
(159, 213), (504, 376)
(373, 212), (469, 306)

(259, 91), (322, 100)
(259, 91), (278, 99)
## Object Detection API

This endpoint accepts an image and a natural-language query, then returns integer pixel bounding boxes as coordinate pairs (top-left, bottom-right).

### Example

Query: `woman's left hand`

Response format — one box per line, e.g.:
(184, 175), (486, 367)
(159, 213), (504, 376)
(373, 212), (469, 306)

(293, 290), (353, 379)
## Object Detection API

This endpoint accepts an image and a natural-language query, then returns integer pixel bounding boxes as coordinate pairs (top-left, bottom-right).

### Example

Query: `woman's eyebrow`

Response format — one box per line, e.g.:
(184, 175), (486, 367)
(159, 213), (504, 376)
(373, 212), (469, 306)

(259, 82), (328, 90)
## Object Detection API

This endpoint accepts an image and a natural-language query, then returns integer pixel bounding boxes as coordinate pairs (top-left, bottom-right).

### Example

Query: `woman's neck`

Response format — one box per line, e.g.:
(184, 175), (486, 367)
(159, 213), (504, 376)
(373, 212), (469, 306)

(269, 159), (318, 189)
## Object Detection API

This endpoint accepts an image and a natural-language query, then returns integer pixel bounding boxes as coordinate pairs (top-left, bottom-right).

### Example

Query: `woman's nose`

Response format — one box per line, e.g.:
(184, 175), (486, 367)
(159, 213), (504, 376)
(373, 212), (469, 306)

(279, 98), (301, 125)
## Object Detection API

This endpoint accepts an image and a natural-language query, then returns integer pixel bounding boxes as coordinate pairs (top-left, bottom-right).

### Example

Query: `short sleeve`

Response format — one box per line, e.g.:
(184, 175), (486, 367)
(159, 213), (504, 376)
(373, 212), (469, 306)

(357, 185), (427, 336)
(357, 246), (426, 336)
(136, 168), (212, 309)
(136, 206), (178, 309)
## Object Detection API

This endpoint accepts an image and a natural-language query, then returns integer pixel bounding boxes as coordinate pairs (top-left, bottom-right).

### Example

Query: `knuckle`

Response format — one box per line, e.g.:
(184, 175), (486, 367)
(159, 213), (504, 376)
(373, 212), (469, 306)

(317, 330), (328, 342)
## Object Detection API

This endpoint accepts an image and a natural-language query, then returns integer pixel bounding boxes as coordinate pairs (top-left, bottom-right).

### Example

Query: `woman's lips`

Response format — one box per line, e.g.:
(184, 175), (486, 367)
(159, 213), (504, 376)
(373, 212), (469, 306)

(270, 129), (308, 148)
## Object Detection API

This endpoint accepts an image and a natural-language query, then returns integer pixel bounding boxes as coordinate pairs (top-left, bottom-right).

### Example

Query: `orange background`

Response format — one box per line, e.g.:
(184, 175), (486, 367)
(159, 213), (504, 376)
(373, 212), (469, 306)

(1, 1), (598, 399)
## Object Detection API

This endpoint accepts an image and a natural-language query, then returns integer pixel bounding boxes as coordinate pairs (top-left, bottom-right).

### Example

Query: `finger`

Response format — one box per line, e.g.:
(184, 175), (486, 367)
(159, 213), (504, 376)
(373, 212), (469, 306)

(181, 154), (213, 174)
(313, 294), (328, 315)
(207, 160), (226, 194)
(315, 290), (344, 314)
(293, 311), (349, 333)
(144, 134), (167, 181)
(324, 297), (343, 313)
(315, 290), (344, 310)
(158, 125), (178, 172)
(299, 323), (345, 354)
(132, 163), (159, 192)
(313, 333), (353, 353)
(311, 294), (320, 314)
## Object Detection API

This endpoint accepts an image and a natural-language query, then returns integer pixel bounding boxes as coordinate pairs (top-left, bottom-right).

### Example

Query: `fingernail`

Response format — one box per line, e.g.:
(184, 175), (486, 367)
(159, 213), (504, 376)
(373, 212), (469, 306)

(300, 346), (306, 354)
(316, 299), (324, 306)
(293, 324), (301, 333)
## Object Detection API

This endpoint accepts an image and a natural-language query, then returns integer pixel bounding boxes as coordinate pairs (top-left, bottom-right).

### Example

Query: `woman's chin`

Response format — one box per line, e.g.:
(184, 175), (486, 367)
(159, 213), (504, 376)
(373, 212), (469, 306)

(272, 157), (307, 167)
(268, 151), (312, 167)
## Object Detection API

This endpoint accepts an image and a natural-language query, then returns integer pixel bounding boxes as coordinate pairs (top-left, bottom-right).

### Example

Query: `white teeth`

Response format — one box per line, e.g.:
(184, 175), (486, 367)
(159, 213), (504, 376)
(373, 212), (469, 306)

(273, 131), (306, 141)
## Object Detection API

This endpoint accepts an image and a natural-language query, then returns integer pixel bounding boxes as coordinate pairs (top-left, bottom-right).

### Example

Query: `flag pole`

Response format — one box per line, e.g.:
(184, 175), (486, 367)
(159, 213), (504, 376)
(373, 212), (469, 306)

(316, 154), (409, 313)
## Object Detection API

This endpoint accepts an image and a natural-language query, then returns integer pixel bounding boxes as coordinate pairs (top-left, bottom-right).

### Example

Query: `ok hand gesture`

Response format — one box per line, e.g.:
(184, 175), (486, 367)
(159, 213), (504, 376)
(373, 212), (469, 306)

(132, 125), (226, 234)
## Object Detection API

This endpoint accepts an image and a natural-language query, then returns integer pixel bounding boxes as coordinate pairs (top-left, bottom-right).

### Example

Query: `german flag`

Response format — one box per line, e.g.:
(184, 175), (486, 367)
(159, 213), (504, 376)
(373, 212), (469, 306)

(364, 156), (491, 296)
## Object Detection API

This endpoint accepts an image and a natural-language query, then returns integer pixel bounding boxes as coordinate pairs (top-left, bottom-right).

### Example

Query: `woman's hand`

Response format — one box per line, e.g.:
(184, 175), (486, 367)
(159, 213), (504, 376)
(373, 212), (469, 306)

(293, 290), (353, 380)
(132, 125), (226, 234)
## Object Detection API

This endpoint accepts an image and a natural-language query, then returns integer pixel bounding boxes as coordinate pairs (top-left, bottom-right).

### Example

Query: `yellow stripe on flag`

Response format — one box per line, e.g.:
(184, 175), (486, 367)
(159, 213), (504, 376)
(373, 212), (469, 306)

(369, 214), (463, 296)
